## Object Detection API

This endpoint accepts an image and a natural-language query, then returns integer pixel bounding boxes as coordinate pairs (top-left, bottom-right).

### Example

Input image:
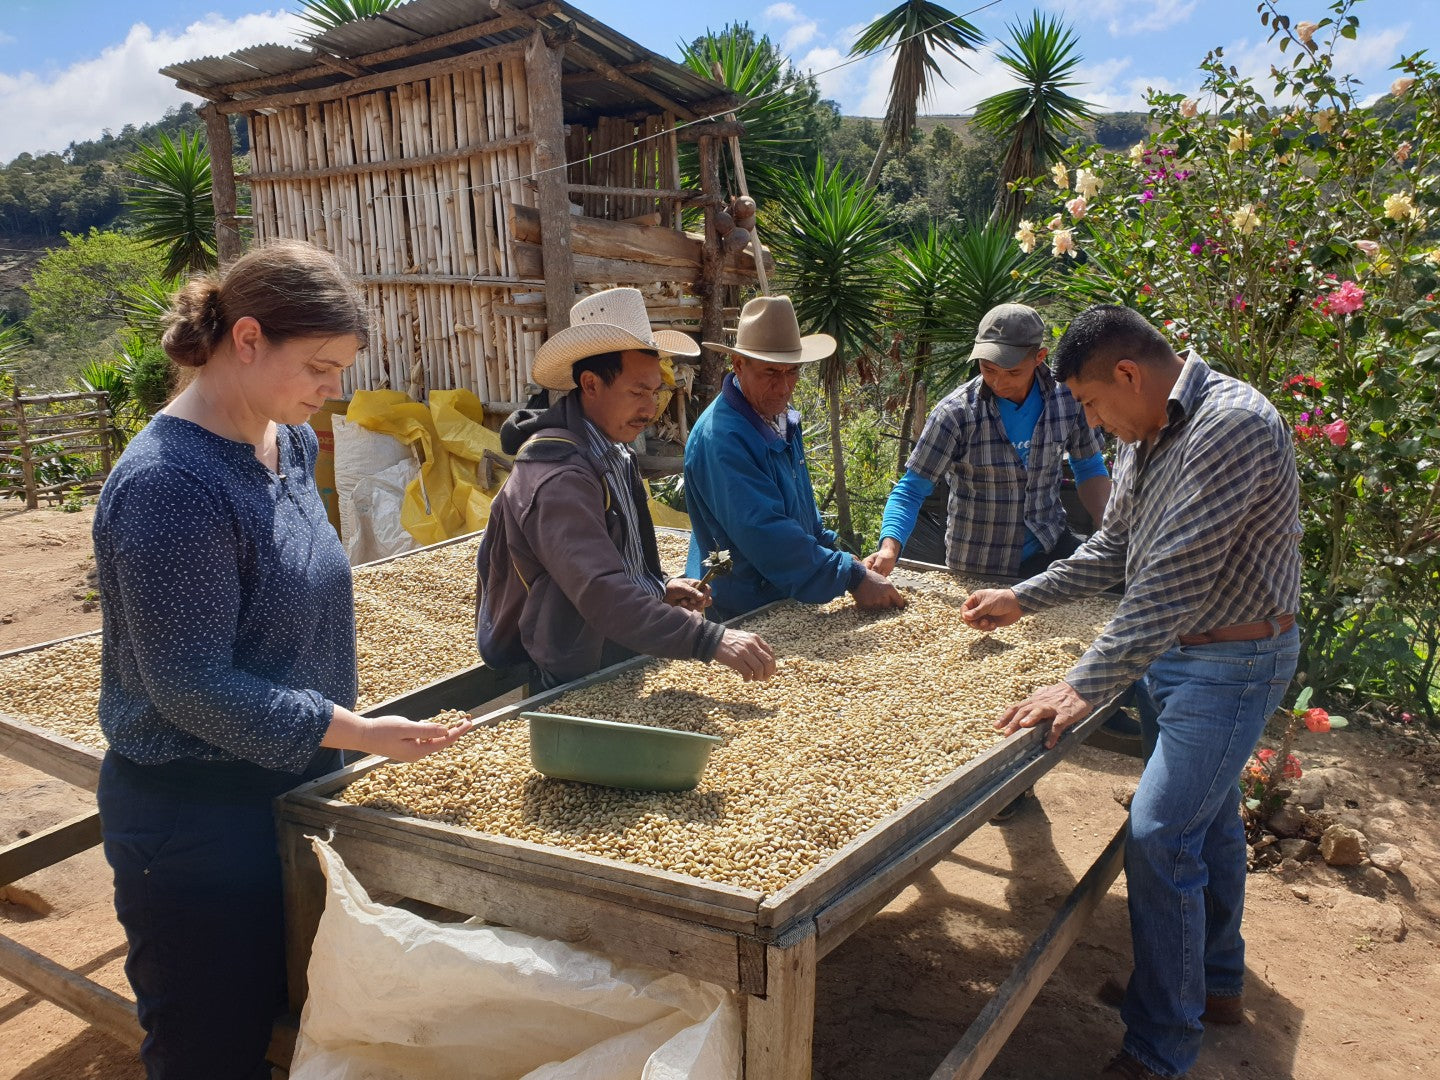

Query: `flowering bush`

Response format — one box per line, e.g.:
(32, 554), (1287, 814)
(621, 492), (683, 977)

(1013, 0), (1440, 720)
(1240, 687), (1348, 817)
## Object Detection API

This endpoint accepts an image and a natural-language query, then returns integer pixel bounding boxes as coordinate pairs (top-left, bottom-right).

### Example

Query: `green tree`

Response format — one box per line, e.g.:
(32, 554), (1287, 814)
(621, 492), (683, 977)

(850, 2), (984, 189)
(295, 0), (402, 34)
(127, 131), (217, 277)
(769, 159), (891, 544)
(23, 230), (164, 338)
(680, 23), (836, 204)
(973, 11), (1094, 225)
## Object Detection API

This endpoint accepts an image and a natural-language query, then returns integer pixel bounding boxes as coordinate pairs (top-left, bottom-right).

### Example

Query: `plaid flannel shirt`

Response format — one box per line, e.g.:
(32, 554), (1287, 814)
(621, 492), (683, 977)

(1013, 353), (1301, 705)
(906, 364), (1104, 576)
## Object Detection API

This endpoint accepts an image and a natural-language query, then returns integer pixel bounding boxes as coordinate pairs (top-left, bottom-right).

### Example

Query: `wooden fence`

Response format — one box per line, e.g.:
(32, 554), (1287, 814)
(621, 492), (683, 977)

(2, 391), (114, 509)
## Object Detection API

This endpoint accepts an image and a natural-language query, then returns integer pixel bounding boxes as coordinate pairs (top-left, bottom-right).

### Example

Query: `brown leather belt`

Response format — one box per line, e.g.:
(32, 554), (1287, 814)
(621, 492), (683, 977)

(1179, 613), (1295, 646)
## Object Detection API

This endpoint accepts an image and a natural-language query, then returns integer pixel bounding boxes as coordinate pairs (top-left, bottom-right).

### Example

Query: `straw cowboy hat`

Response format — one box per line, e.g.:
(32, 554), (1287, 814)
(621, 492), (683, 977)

(531, 287), (700, 391)
(703, 295), (835, 365)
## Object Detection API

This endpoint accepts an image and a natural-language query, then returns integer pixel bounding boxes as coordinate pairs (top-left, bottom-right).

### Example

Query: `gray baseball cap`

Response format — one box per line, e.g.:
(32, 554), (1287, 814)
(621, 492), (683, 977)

(970, 303), (1046, 368)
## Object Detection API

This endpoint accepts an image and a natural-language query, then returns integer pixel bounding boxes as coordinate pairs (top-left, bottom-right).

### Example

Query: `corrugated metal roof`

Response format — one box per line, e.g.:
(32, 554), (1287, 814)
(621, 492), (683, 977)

(160, 0), (737, 121)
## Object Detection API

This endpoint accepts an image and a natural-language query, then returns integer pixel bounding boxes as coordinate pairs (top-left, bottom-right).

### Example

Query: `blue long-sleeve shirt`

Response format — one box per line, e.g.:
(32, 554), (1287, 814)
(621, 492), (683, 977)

(93, 413), (357, 774)
(683, 374), (862, 615)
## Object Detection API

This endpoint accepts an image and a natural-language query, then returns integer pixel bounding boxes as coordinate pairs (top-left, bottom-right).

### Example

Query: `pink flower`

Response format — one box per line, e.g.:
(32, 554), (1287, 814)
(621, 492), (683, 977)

(1180, 99), (1199, 118)
(1189, 242), (1202, 255)
(1066, 195), (1088, 220)
(1395, 141), (1413, 163)
(1353, 240), (1380, 258)
(1323, 419), (1349, 446)
(1304, 707), (1331, 733)
(1329, 280), (1366, 315)
(1139, 190), (1155, 204)
(1391, 77), (1416, 97)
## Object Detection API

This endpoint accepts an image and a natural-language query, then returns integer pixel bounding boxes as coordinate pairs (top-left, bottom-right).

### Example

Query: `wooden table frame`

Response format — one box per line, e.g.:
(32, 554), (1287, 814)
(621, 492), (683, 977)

(278, 564), (1132, 1079)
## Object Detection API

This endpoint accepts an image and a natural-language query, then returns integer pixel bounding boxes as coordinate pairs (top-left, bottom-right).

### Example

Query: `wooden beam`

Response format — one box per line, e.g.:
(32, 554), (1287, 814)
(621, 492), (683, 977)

(0, 811), (101, 886)
(200, 103), (243, 261)
(566, 182), (703, 203)
(928, 823), (1128, 1080)
(240, 131), (533, 184)
(0, 715), (103, 792)
(743, 933), (817, 1080)
(696, 136), (726, 399)
(489, 0), (697, 121)
(676, 120), (746, 143)
(215, 41), (526, 115)
(524, 29), (576, 337)
(0, 933), (143, 1049)
(311, 50), (369, 79)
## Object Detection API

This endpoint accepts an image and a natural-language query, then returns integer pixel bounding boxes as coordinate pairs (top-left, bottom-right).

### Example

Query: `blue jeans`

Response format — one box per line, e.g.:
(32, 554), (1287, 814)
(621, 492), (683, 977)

(1121, 627), (1299, 1077)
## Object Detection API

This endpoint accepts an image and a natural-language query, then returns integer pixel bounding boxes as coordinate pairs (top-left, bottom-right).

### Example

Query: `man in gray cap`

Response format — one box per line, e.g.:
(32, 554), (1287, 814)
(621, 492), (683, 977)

(865, 302), (1111, 581)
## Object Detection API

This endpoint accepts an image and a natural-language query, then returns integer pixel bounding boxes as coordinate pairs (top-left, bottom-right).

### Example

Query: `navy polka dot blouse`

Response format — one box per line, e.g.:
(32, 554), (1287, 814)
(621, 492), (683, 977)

(92, 413), (357, 773)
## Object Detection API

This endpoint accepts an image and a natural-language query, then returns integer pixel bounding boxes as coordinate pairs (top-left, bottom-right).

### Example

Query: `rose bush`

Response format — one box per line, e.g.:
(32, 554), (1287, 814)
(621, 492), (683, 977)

(1012, 0), (1440, 720)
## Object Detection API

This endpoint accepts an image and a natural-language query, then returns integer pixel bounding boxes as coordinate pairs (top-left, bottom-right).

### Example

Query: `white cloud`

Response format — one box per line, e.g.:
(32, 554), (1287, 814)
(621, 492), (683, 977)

(0, 11), (299, 162)
(781, 21), (820, 54)
(1206, 22), (1409, 107)
(0, 32), (16, 47)
(764, 3), (803, 22)
(1082, 0), (1199, 37)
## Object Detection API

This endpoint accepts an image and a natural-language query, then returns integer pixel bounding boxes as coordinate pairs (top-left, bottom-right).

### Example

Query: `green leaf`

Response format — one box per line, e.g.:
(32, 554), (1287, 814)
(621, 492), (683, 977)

(1328, 716), (1348, 727)
(1245, 798), (1262, 811)
(1294, 686), (1314, 710)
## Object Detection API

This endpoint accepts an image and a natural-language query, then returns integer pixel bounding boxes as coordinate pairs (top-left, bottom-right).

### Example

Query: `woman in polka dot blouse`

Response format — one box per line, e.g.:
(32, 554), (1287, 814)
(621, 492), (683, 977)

(91, 240), (470, 1080)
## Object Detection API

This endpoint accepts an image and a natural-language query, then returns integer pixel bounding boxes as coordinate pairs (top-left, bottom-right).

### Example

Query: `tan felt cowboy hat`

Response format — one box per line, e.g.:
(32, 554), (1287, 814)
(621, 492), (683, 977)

(531, 287), (700, 391)
(703, 295), (836, 365)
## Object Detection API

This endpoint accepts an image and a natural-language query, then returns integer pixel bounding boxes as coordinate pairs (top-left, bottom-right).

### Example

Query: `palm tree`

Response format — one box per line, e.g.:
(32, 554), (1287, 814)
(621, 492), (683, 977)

(973, 11), (1094, 226)
(126, 132), (216, 278)
(296, 0), (403, 34)
(850, 2), (984, 189)
(680, 23), (831, 204)
(769, 159), (891, 544)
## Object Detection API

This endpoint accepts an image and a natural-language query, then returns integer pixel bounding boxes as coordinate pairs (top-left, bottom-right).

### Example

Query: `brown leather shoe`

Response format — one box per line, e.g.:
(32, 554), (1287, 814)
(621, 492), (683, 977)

(1100, 1052), (1171, 1079)
(1097, 975), (1246, 1025)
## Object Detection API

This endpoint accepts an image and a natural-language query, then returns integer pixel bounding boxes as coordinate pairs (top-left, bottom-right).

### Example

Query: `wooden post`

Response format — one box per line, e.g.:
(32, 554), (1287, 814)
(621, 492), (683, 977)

(201, 104), (243, 263)
(744, 932), (817, 1080)
(97, 392), (112, 476)
(524, 30), (575, 341)
(11, 390), (36, 510)
(709, 61), (767, 296)
(697, 136), (726, 401)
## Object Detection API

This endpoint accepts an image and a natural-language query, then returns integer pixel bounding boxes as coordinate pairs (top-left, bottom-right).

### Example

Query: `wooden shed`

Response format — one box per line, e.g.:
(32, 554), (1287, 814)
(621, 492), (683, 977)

(161, 0), (768, 412)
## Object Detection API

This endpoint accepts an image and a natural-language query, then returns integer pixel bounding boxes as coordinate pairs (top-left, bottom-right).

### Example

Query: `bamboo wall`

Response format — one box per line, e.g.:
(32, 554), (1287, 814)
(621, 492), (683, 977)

(247, 58), (540, 405)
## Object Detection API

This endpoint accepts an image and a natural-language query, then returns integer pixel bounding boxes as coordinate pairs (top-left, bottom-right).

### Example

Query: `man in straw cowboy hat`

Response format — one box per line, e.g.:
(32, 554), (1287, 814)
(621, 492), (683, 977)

(683, 295), (906, 618)
(476, 287), (776, 687)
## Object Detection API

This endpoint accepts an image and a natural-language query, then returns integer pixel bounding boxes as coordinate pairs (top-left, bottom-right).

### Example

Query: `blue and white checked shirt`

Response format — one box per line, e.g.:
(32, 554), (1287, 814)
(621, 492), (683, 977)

(1013, 353), (1302, 704)
(907, 364), (1105, 576)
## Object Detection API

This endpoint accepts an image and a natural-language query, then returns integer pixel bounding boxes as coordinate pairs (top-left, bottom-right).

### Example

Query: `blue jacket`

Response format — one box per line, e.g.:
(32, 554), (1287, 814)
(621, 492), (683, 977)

(684, 373), (860, 615)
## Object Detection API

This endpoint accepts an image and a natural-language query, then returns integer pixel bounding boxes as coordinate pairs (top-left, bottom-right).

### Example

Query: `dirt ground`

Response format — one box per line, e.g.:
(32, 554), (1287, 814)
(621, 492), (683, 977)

(2, 504), (1437, 1080)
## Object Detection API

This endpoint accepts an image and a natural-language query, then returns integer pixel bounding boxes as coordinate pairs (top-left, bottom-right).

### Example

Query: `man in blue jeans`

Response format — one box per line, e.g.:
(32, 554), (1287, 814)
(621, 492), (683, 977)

(962, 305), (1301, 1079)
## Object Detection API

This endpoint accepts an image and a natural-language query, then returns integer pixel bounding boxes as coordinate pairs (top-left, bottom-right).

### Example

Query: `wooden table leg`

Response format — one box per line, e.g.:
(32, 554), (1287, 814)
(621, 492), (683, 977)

(744, 932), (817, 1080)
(278, 823), (327, 1015)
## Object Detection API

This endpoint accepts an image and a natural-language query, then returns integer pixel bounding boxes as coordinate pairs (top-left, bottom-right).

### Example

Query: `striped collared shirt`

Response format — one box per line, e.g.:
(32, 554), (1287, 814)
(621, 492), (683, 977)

(907, 363), (1104, 576)
(582, 419), (665, 600)
(1013, 352), (1301, 704)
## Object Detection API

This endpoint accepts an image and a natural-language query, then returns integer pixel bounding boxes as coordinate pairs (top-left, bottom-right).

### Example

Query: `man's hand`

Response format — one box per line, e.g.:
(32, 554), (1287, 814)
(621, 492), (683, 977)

(714, 628), (777, 681)
(961, 588), (1022, 632)
(862, 538), (903, 577)
(665, 577), (712, 612)
(852, 568), (908, 610)
(995, 682), (1092, 749)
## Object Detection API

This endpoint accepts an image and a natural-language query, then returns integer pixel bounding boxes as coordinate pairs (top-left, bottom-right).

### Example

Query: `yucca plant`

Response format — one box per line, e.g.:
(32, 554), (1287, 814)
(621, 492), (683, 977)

(126, 132), (216, 277)
(768, 159), (891, 545)
(924, 221), (1043, 392)
(120, 274), (186, 341)
(296, 0), (403, 34)
(851, 2), (984, 189)
(973, 11), (1094, 225)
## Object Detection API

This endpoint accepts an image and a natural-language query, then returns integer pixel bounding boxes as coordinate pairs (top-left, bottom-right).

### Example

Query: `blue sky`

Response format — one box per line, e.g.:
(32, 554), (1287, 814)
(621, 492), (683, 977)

(0, 0), (1434, 162)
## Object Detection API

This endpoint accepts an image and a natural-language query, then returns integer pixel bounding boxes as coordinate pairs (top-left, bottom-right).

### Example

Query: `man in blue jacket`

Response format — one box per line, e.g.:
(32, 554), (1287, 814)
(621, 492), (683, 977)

(684, 295), (906, 618)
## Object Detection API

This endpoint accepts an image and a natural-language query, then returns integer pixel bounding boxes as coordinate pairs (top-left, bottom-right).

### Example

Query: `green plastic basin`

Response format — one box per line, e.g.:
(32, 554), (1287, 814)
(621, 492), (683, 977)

(524, 711), (723, 792)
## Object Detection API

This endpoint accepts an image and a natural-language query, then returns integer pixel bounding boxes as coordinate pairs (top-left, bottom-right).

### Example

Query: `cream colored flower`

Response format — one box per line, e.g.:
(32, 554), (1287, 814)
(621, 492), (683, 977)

(1179, 99), (1199, 119)
(1395, 141), (1413, 163)
(1230, 204), (1260, 234)
(1046, 213), (1064, 231)
(1226, 128), (1252, 154)
(1391, 77), (1416, 98)
(1314, 109), (1338, 134)
(1129, 142), (1147, 163)
(1066, 195), (1088, 220)
(1425, 248), (1440, 267)
(1372, 254), (1396, 276)
(1384, 192), (1417, 221)
(1015, 219), (1038, 254)
(1075, 168), (1102, 199)
(1051, 228), (1077, 258)
(1051, 161), (1069, 189)
(1353, 240), (1380, 258)
(1296, 21), (1319, 46)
